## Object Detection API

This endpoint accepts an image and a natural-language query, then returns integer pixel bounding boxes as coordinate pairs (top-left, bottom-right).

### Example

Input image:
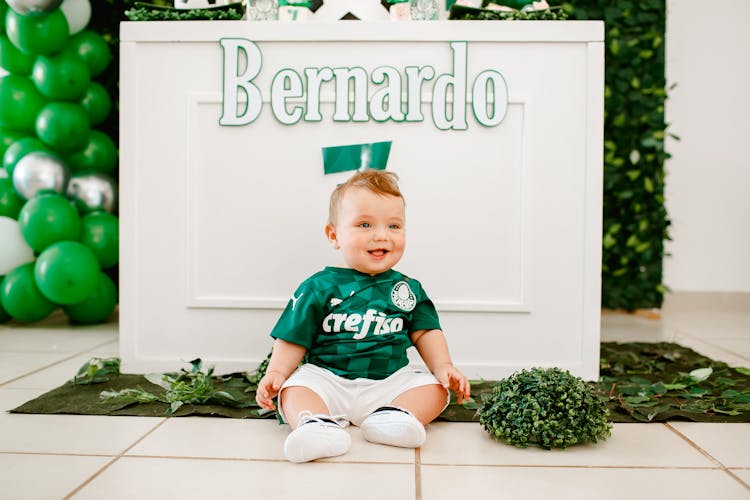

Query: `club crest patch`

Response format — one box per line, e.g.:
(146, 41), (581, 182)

(391, 281), (416, 311)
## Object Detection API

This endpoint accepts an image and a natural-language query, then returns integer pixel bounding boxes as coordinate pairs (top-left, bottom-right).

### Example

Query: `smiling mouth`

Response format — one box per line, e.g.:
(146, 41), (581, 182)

(368, 249), (389, 258)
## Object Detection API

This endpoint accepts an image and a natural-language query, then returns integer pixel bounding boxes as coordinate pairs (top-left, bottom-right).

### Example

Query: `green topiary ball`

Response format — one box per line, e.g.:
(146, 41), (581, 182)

(478, 367), (612, 449)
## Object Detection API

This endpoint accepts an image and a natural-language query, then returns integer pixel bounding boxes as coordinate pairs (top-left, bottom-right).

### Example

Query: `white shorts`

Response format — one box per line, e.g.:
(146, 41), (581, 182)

(278, 364), (448, 426)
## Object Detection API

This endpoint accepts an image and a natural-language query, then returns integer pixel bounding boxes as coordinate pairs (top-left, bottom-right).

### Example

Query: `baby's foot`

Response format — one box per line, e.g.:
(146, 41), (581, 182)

(360, 406), (426, 448)
(284, 412), (351, 463)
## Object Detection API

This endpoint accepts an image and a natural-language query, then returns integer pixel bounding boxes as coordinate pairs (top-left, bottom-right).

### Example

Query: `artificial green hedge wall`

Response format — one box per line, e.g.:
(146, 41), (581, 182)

(92, 0), (670, 311)
(567, 0), (670, 310)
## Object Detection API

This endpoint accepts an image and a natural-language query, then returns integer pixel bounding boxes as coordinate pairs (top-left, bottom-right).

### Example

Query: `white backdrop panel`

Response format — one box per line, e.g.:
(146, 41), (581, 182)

(119, 21), (603, 379)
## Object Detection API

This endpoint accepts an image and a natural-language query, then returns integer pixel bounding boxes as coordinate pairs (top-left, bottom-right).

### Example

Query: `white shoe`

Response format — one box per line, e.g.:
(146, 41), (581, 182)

(284, 412), (351, 463)
(360, 406), (426, 448)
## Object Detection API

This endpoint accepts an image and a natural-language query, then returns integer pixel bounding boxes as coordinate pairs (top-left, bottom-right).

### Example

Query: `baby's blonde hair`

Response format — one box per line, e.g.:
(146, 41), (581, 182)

(328, 170), (404, 225)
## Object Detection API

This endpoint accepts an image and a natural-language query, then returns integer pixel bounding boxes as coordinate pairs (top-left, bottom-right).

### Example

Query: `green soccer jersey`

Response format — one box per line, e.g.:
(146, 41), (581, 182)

(270, 267), (442, 380)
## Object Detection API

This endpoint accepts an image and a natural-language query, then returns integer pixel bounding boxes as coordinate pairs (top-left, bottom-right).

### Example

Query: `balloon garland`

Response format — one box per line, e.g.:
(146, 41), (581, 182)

(0, 0), (117, 325)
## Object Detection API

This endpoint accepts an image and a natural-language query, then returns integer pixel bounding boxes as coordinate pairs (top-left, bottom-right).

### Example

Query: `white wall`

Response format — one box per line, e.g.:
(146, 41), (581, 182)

(664, 0), (750, 292)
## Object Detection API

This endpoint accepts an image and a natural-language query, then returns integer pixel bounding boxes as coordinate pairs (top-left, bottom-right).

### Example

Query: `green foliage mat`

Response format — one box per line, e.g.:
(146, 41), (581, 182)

(10, 343), (750, 423)
(596, 342), (750, 422)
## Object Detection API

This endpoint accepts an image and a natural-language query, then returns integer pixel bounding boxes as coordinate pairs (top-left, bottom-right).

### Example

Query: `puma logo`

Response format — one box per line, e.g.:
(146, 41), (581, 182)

(291, 292), (303, 310)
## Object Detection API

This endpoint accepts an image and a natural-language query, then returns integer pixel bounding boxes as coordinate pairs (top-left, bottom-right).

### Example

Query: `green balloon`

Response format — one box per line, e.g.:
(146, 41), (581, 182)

(2, 136), (51, 179)
(0, 1), (7, 36)
(0, 292), (11, 323)
(64, 30), (111, 77)
(80, 211), (118, 268)
(0, 262), (56, 322)
(0, 74), (46, 133)
(79, 82), (111, 126)
(0, 34), (35, 75)
(32, 51), (91, 101)
(35, 102), (91, 154)
(35, 240), (100, 304)
(67, 130), (117, 175)
(0, 126), (25, 160)
(0, 177), (24, 219)
(19, 193), (81, 252)
(5, 9), (69, 56)
(63, 272), (117, 324)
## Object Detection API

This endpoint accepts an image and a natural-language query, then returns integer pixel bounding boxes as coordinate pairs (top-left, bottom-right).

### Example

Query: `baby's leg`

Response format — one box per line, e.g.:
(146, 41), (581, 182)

(360, 383), (448, 448)
(280, 386), (330, 429)
(390, 384), (449, 424)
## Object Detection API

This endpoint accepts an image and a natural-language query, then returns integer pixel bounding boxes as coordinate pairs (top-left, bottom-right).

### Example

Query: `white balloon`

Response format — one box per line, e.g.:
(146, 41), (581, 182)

(6, 0), (62, 16)
(60, 0), (91, 35)
(0, 216), (35, 276)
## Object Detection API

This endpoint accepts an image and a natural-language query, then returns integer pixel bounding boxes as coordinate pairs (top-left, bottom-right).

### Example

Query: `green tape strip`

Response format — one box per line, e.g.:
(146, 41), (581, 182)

(278, 0), (312, 7)
(322, 141), (392, 174)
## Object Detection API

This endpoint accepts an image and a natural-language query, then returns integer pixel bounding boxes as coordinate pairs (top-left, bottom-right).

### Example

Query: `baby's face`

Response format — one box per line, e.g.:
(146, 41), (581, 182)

(326, 187), (406, 276)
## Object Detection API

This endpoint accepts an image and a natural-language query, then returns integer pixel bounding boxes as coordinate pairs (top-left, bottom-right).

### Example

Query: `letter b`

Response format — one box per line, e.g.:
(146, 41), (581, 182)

(220, 38), (263, 125)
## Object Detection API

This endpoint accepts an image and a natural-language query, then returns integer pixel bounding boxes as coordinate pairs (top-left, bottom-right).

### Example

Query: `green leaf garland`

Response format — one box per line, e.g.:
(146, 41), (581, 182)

(569, 0), (670, 309)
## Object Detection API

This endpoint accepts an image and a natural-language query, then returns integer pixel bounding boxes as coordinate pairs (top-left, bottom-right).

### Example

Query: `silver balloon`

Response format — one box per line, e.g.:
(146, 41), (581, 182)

(12, 151), (70, 200)
(6, 0), (63, 15)
(66, 172), (117, 213)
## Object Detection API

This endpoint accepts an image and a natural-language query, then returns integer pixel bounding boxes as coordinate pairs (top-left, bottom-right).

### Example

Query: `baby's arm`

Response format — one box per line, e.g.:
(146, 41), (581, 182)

(410, 329), (471, 404)
(255, 338), (307, 411)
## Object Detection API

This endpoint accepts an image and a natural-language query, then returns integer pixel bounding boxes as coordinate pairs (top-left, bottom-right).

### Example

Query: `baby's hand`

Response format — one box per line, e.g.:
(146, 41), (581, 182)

(255, 371), (287, 411)
(434, 364), (471, 405)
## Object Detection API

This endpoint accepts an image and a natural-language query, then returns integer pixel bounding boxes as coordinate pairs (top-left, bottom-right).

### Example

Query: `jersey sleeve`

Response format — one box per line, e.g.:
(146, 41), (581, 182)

(269, 284), (323, 349)
(409, 282), (442, 332)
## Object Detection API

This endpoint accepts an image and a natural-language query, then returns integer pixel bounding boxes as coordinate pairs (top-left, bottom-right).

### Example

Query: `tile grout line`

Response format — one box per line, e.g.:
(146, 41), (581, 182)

(669, 329), (750, 363)
(62, 417), (168, 499)
(418, 463), (725, 470)
(415, 447), (422, 500)
(663, 422), (750, 492)
(125, 454), (291, 463)
(0, 449), (417, 466)
(3, 449), (731, 471)
(119, 454), (414, 466)
(696, 341), (750, 364)
(0, 338), (119, 389)
(0, 451), (116, 458)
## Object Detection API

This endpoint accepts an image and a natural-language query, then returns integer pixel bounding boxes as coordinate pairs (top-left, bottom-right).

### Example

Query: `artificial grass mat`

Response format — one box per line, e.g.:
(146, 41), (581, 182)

(10, 342), (750, 423)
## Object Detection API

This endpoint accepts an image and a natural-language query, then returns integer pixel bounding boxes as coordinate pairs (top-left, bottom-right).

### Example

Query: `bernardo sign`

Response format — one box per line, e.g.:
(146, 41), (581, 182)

(220, 39), (508, 131)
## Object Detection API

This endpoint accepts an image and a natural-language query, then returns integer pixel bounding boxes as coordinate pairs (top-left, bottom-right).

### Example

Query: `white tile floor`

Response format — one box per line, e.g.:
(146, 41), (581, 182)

(1, 292), (749, 499)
